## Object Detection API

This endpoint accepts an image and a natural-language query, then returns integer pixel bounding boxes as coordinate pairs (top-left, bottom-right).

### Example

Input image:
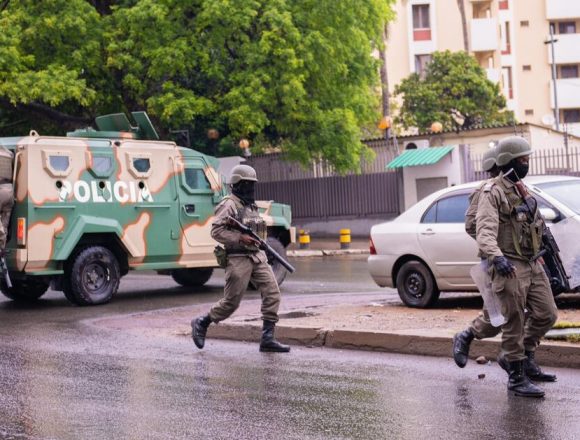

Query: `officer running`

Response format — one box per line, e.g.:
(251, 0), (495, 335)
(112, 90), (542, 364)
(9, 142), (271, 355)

(0, 146), (14, 256)
(191, 164), (290, 353)
(467, 136), (557, 398)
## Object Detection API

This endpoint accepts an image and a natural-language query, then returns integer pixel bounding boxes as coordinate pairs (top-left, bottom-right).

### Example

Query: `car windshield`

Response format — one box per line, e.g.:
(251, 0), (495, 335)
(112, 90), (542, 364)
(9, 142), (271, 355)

(535, 180), (580, 215)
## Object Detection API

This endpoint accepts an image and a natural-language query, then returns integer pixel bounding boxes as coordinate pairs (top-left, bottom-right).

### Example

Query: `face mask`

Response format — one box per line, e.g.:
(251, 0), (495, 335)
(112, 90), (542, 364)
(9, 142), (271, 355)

(232, 181), (256, 204)
(512, 161), (529, 180)
(503, 160), (529, 181)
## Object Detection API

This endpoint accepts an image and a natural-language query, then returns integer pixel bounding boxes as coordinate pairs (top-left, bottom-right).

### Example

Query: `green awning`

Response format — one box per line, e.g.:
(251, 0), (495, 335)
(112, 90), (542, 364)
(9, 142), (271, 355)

(387, 146), (454, 169)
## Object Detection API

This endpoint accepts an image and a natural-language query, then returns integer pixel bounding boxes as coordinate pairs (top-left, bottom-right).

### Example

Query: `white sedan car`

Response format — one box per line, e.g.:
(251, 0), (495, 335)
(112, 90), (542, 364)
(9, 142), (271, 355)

(368, 175), (580, 308)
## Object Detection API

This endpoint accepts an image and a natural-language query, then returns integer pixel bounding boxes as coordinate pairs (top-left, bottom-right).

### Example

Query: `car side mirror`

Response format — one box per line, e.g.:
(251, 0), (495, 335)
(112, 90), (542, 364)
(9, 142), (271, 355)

(540, 207), (559, 223)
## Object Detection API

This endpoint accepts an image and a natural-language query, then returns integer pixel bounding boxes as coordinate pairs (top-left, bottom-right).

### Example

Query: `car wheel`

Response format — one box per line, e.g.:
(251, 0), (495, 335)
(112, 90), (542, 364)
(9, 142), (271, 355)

(64, 246), (120, 306)
(396, 261), (440, 308)
(0, 278), (49, 303)
(171, 268), (214, 287)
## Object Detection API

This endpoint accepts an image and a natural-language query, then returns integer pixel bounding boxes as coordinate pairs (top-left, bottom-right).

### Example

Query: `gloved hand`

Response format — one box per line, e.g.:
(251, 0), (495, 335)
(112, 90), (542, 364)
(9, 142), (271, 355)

(493, 256), (516, 278)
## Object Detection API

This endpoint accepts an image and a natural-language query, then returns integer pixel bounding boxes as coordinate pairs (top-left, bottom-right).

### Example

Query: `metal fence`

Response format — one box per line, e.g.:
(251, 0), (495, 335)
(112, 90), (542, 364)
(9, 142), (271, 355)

(245, 138), (397, 182)
(256, 171), (400, 220)
(467, 146), (580, 181)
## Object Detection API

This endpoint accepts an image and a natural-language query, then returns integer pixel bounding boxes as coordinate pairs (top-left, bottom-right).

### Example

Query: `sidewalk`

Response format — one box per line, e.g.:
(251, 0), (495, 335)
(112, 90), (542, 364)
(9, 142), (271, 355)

(287, 237), (370, 257)
(88, 291), (580, 369)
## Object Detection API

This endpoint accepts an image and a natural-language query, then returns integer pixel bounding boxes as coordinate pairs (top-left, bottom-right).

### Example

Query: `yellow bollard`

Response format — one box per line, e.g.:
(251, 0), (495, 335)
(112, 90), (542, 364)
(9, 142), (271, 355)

(339, 229), (351, 249)
(299, 229), (311, 249)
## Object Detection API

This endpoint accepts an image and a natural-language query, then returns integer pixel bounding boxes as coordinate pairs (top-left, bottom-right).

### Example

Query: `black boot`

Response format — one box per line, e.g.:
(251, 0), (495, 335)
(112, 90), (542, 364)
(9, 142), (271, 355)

(507, 360), (545, 398)
(497, 353), (509, 374)
(525, 350), (557, 382)
(452, 328), (474, 368)
(191, 314), (212, 349)
(259, 320), (290, 353)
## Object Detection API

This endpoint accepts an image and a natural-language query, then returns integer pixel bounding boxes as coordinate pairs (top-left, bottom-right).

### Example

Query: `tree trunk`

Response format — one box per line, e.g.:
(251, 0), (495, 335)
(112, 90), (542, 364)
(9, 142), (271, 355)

(456, 0), (469, 52)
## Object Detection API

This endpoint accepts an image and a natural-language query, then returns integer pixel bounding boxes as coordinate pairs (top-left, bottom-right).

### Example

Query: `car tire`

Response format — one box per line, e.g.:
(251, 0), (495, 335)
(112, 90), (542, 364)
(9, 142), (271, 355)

(63, 246), (120, 306)
(0, 278), (49, 303)
(396, 260), (440, 308)
(171, 268), (214, 287)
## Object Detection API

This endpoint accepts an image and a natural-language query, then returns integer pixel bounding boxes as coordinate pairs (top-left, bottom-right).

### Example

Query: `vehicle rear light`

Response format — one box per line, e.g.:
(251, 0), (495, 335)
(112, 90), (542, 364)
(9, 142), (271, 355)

(369, 237), (377, 255)
(17, 217), (26, 246)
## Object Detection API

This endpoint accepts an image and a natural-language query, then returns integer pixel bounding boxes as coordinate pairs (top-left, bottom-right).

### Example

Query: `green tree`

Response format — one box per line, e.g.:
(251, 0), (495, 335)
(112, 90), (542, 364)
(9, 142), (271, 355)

(394, 51), (514, 132)
(0, 0), (394, 172)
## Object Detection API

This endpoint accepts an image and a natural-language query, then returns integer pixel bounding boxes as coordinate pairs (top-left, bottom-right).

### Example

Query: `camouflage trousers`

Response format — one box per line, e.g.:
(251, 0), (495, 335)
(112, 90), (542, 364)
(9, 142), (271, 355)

(486, 259), (558, 362)
(209, 251), (281, 323)
(0, 184), (14, 249)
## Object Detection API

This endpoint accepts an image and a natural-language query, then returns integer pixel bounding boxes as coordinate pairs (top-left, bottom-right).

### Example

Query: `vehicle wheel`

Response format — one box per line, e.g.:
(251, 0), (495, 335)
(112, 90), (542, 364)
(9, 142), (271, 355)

(0, 277), (49, 303)
(265, 237), (288, 286)
(171, 268), (214, 287)
(396, 260), (440, 308)
(63, 246), (120, 306)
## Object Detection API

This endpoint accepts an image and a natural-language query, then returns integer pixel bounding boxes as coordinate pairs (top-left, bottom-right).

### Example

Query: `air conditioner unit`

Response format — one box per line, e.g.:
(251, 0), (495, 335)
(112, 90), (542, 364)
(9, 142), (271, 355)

(403, 139), (430, 150)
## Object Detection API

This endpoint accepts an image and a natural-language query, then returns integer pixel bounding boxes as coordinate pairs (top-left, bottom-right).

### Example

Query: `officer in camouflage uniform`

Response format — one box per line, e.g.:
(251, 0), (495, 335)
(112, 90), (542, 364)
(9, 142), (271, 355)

(191, 164), (290, 353)
(0, 146), (14, 255)
(453, 147), (502, 368)
(474, 136), (557, 397)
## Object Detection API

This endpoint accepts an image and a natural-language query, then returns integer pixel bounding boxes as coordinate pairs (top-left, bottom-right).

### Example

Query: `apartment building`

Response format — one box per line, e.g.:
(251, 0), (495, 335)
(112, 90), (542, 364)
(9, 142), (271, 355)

(386, 0), (580, 136)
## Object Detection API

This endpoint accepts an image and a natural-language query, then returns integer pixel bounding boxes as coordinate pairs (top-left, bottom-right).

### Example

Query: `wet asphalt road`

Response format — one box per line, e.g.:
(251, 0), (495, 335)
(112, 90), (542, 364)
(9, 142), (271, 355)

(1, 257), (580, 439)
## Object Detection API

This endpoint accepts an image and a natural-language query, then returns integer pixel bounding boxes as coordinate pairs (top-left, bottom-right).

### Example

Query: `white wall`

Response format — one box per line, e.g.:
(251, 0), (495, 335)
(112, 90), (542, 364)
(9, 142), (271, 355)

(402, 147), (463, 210)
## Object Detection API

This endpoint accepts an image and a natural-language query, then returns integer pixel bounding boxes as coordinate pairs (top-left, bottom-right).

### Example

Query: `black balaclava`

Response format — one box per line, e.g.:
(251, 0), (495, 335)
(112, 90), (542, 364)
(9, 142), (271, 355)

(232, 180), (256, 205)
(501, 159), (529, 182)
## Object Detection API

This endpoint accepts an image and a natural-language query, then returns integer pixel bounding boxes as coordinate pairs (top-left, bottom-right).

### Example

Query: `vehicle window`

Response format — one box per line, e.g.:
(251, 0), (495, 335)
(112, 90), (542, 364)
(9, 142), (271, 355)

(93, 156), (112, 174)
(535, 180), (580, 215)
(184, 168), (211, 190)
(49, 155), (70, 172)
(422, 203), (437, 223)
(133, 158), (151, 173)
(435, 194), (470, 223)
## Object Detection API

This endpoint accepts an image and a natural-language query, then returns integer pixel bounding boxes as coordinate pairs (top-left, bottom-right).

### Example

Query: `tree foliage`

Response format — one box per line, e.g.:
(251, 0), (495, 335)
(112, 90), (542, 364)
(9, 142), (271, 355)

(0, 0), (394, 172)
(394, 51), (514, 132)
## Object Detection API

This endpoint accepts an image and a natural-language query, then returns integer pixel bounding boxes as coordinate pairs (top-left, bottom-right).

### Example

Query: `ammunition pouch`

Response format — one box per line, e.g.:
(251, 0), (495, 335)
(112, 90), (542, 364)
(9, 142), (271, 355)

(214, 245), (228, 268)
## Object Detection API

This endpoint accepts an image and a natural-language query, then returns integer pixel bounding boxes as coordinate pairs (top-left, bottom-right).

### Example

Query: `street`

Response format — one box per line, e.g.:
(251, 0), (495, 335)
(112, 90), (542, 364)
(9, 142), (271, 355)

(1, 257), (580, 439)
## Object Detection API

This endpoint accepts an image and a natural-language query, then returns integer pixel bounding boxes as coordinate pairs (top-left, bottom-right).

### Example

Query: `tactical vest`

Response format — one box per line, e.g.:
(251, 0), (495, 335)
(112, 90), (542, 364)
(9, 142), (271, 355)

(491, 177), (543, 260)
(0, 147), (13, 182)
(224, 195), (266, 254)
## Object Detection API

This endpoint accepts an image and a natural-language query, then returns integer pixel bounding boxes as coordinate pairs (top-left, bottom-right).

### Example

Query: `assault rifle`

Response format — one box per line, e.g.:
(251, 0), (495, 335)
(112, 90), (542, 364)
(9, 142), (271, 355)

(0, 252), (12, 289)
(226, 216), (296, 274)
(508, 170), (570, 295)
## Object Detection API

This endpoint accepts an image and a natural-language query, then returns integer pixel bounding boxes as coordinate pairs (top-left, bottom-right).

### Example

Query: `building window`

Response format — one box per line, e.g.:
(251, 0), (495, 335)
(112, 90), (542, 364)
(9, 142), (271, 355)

(523, 65), (532, 71)
(502, 66), (513, 99)
(499, 0), (509, 10)
(414, 54), (432, 77)
(412, 4), (431, 41)
(501, 21), (511, 55)
(525, 109), (534, 116)
(563, 109), (580, 124)
(558, 22), (576, 34)
(560, 65), (579, 79)
(520, 21), (529, 27)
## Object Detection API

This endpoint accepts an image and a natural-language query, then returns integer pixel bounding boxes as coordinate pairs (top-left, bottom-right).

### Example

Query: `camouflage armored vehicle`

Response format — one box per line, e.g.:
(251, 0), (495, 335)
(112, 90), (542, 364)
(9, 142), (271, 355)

(0, 112), (294, 305)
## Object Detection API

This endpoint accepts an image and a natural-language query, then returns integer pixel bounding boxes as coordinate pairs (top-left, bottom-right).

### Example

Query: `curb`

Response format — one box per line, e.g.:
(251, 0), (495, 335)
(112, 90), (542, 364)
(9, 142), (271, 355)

(288, 249), (369, 257)
(204, 322), (580, 369)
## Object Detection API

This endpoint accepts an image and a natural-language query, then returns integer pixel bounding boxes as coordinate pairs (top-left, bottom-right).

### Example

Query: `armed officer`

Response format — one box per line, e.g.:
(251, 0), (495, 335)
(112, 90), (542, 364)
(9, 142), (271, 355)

(453, 147), (503, 368)
(0, 146), (14, 256)
(191, 164), (290, 353)
(473, 136), (557, 397)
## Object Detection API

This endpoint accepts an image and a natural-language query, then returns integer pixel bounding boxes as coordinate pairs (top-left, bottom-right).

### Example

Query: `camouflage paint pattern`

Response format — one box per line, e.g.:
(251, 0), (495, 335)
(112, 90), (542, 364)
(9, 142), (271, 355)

(1, 132), (292, 276)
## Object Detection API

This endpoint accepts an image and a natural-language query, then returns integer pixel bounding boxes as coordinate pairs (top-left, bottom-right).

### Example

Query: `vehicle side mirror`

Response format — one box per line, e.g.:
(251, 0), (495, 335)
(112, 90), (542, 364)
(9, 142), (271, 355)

(540, 207), (559, 222)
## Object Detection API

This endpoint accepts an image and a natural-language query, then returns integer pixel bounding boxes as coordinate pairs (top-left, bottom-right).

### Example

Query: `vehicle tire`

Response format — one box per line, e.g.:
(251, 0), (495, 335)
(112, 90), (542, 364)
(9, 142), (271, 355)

(171, 268), (214, 287)
(265, 237), (288, 287)
(63, 246), (120, 306)
(396, 260), (440, 308)
(0, 277), (49, 303)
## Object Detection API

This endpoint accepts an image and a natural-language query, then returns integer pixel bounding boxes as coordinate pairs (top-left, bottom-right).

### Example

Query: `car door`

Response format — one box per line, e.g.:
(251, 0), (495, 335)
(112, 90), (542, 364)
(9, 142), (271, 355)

(417, 192), (479, 288)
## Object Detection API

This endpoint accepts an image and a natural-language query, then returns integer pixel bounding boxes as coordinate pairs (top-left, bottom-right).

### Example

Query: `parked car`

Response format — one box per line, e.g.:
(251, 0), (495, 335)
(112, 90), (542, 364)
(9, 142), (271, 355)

(368, 175), (580, 308)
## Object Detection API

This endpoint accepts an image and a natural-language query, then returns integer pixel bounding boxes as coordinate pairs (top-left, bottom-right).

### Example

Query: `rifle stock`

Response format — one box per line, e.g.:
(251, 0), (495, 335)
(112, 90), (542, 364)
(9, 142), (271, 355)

(226, 216), (296, 274)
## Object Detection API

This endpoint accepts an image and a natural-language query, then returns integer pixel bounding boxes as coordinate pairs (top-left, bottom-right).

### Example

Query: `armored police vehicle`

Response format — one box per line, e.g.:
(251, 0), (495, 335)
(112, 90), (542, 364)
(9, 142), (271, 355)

(0, 112), (294, 305)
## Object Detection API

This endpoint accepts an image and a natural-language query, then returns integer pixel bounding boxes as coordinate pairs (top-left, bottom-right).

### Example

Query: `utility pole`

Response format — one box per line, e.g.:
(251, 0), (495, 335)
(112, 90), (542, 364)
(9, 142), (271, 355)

(545, 24), (560, 131)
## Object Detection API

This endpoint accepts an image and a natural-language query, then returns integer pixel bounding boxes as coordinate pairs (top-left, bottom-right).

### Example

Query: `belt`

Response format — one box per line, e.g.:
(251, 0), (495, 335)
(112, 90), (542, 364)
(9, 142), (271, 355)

(226, 249), (258, 255)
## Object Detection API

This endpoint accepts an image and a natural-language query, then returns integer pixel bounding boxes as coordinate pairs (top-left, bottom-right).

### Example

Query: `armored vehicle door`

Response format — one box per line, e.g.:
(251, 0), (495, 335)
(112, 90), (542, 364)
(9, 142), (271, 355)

(175, 157), (220, 266)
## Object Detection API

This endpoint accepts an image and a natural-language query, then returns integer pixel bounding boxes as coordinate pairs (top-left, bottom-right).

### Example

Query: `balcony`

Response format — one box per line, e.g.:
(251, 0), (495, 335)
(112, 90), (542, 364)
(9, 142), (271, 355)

(486, 68), (501, 83)
(547, 34), (580, 65)
(470, 18), (499, 52)
(546, 0), (580, 20)
(550, 78), (580, 109)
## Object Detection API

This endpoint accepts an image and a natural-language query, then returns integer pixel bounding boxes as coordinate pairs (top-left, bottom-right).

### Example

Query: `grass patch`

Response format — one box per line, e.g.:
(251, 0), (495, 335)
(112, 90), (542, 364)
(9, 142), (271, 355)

(552, 321), (580, 329)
